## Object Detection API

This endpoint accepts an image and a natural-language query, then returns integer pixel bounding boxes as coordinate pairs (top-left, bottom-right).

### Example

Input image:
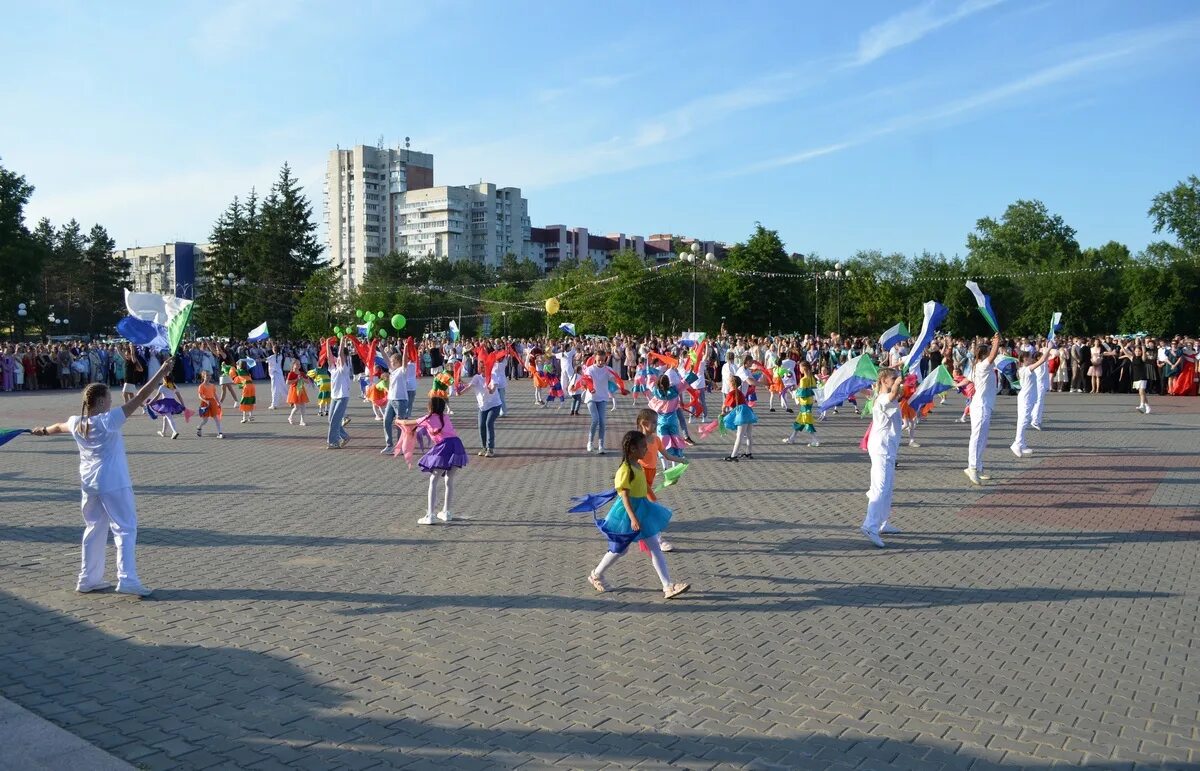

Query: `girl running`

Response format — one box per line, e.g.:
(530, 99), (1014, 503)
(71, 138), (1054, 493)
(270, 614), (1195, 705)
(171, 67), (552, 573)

(196, 371), (225, 438)
(285, 360), (310, 426)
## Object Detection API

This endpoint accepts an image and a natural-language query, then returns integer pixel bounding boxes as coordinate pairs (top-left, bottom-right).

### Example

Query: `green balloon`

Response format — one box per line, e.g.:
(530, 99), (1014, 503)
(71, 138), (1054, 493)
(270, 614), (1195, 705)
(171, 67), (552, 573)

(355, 309), (364, 319)
(333, 325), (342, 336)
(376, 311), (384, 319)
(391, 314), (406, 330)
(377, 329), (387, 339)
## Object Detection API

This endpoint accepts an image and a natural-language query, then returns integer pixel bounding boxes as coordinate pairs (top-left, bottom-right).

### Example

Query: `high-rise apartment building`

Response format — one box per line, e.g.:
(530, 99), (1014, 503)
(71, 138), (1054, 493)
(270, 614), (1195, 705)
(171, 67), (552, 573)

(112, 242), (211, 299)
(324, 143), (435, 292)
(395, 182), (532, 267)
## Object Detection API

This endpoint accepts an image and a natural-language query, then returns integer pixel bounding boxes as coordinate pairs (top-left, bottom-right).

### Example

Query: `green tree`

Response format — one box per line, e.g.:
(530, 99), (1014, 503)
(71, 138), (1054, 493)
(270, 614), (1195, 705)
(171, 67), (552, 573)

(712, 224), (805, 334)
(0, 161), (42, 336)
(82, 224), (128, 334)
(292, 265), (344, 340)
(1148, 175), (1200, 256)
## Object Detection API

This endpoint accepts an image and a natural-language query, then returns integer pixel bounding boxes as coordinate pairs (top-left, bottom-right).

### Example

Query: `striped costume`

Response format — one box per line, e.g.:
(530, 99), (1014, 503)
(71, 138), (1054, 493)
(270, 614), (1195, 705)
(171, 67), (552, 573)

(792, 375), (817, 433)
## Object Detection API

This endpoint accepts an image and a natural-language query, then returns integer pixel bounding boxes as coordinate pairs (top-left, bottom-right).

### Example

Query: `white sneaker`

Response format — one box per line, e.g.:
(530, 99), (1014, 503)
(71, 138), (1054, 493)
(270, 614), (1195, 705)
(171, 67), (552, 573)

(964, 468), (981, 485)
(659, 539), (674, 552)
(1144, 405), (1151, 414)
(116, 582), (153, 597)
(979, 473), (992, 481)
(596, 446), (606, 455)
(298, 421), (306, 426)
(586, 442), (594, 453)
(417, 514), (435, 525)
(216, 433), (224, 439)
(782, 437), (794, 444)
(436, 511), (452, 522)
(880, 522), (902, 535)
(1031, 424), (1042, 431)
(1010, 444), (1024, 458)
(156, 430), (165, 437)
(809, 439), (820, 447)
(76, 581), (113, 593)
(958, 416), (967, 423)
(381, 446), (393, 455)
(908, 440), (921, 448)
(860, 526), (886, 548)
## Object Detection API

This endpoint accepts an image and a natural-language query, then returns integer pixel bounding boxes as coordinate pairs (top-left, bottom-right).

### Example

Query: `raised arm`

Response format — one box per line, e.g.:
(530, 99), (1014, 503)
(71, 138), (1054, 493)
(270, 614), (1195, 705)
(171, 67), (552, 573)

(983, 333), (1003, 366)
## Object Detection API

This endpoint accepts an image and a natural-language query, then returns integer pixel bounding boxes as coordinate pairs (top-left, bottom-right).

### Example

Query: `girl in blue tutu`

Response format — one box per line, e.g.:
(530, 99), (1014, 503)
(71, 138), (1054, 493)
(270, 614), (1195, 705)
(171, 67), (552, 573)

(397, 396), (469, 525)
(722, 375), (758, 461)
(588, 431), (690, 599)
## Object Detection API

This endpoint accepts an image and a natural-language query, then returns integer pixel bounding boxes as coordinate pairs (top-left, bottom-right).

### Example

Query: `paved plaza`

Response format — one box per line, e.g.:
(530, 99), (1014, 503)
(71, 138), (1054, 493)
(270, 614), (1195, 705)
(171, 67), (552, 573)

(0, 383), (1197, 770)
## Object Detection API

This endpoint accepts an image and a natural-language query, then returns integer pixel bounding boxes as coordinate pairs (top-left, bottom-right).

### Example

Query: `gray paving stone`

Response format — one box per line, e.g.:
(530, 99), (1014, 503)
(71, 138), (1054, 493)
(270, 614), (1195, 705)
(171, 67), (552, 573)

(0, 387), (1198, 769)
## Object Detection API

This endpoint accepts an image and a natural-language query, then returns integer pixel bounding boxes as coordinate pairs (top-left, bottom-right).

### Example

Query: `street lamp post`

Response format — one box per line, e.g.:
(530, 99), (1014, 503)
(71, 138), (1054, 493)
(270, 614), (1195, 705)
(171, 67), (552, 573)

(16, 303), (27, 341)
(221, 273), (245, 341)
(677, 242), (716, 331)
(818, 263), (852, 339)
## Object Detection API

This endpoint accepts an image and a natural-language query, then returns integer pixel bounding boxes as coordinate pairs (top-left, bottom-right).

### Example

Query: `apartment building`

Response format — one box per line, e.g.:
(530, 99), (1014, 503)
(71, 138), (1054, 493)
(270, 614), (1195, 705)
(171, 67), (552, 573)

(111, 242), (211, 299)
(395, 182), (532, 267)
(325, 143), (435, 292)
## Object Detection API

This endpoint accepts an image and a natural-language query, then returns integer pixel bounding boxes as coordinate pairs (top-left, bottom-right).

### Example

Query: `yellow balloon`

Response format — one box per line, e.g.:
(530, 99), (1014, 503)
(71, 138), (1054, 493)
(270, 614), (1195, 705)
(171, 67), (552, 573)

(545, 297), (560, 316)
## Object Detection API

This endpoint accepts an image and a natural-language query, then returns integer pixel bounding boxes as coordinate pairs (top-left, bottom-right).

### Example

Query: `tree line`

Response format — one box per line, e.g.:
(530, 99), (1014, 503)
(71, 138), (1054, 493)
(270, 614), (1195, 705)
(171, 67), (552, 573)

(1, 158), (128, 337)
(2, 154), (1197, 342)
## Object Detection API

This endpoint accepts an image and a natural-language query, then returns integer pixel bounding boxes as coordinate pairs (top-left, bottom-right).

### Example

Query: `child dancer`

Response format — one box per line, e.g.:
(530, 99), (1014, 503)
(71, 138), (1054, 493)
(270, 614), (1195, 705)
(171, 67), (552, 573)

(219, 361), (239, 406)
(647, 374), (687, 462)
(1011, 345), (1051, 457)
(151, 375), (186, 439)
(587, 430), (689, 599)
(783, 360), (819, 446)
(952, 366), (975, 423)
(568, 365), (584, 416)
(370, 367), (389, 421)
(234, 364), (256, 423)
(309, 364), (331, 417)
(544, 359), (565, 407)
(636, 408), (675, 552)
(285, 360), (310, 426)
(722, 375), (758, 461)
(29, 358), (173, 596)
(965, 333), (1002, 486)
(632, 357), (651, 403)
(862, 367), (904, 548)
(398, 396), (469, 525)
(196, 371), (225, 438)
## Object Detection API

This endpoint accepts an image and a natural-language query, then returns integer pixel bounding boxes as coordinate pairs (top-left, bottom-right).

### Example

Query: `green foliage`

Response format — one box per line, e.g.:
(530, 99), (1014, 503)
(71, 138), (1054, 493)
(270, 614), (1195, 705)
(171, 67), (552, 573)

(0, 161), (43, 334)
(292, 265), (343, 340)
(1149, 175), (1200, 256)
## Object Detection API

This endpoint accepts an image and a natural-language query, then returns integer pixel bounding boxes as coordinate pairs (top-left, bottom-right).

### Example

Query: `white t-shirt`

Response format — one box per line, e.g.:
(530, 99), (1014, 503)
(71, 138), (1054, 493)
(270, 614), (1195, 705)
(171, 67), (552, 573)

(469, 374), (503, 411)
(868, 391), (902, 458)
(387, 366), (406, 401)
(67, 407), (131, 492)
(267, 353), (283, 377)
(736, 365), (754, 394)
(490, 358), (508, 388)
(329, 356), (354, 400)
(584, 364), (611, 403)
(971, 361), (998, 411)
(1017, 365), (1034, 404)
(721, 362), (736, 394)
(405, 362), (418, 390)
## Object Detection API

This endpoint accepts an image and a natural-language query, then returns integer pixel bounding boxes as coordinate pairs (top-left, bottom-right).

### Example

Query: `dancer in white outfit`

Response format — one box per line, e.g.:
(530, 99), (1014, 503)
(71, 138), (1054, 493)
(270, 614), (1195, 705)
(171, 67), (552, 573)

(862, 367), (904, 548)
(28, 358), (173, 597)
(1029, 354), (1050, 429)
(266, 346), (287, 410)
(965, 333), (1002, 486)
(1011, 345), (1052, 457)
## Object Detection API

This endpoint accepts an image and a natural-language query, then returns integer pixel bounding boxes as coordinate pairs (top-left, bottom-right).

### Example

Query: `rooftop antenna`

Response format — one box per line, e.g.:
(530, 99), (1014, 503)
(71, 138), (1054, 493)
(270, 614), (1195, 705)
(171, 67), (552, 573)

(377, 134), (385, 149)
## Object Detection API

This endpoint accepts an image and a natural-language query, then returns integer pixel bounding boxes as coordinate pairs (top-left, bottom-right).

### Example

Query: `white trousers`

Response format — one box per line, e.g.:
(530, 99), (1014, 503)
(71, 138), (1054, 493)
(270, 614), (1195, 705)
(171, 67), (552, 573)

(863, 451), (895, 532)
(78, 486), (140, 588)
(1031, 384), (1046, 426)
(270, 375), (287, 408)
(1013, 393), (1033, 450)
(968, 407), (991, 472)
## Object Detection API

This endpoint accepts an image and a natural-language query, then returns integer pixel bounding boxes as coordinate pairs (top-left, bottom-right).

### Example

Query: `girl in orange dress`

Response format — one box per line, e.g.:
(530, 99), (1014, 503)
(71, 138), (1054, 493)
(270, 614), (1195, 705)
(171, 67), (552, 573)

(285, 360), (310, 426)
(196, 371), (225, 438)
(234, 364), (256, 423)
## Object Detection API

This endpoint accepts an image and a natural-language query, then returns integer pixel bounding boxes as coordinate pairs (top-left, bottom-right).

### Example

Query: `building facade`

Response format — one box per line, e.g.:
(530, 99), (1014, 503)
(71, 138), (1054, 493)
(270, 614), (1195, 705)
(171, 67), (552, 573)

(394, 182), (531, 267)
(111, 242), (210, 299)
(324, 143), (435, 292)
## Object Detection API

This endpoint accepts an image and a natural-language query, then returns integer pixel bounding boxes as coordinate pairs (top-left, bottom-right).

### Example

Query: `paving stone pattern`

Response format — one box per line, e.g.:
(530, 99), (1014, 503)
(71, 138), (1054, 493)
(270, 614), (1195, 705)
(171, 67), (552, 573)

(0, 384), (1197, 770)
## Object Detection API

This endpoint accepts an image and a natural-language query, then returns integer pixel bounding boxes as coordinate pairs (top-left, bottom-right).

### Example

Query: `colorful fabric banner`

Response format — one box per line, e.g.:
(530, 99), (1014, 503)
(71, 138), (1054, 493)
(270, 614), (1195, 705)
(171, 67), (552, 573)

(558, 323), (576, 336)
(123, 290), (193, 354)
(965, 281), (1000, 332)
(902, 301), (949, 373)
(878, 322), (910, 352)
(247, 322), (269, 342)
(1047, 311), (1063, 343)
(816, 354), (878, 411)
(0, 428), (31, 448)
(906, 365), (955, 412)
(448, 321), (460, 342)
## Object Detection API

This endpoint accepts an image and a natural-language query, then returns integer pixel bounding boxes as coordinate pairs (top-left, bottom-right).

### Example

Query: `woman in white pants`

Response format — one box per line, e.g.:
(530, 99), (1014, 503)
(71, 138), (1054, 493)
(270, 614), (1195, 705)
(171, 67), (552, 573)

(29, 358), (173, 597)
(966, 333), (1002, 486)
(862, 368), (904, 548)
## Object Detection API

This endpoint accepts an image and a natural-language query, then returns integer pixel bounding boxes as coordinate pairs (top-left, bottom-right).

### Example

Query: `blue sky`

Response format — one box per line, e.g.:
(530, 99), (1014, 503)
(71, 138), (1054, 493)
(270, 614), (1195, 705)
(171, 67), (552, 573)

(2, 0), (1198, 259)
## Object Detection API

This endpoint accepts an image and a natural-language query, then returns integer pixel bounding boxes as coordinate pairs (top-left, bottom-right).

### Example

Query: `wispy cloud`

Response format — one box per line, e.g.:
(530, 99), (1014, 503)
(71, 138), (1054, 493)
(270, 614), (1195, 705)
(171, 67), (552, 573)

(190, 0), (300, 57)
(738, 18), (1200, 175)
(535, 72), (635, 105)
(852, 0), (1003, 66)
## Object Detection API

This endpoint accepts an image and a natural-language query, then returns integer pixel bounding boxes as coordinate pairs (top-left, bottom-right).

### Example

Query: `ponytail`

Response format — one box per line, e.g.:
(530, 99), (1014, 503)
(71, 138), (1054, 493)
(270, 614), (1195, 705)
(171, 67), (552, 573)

(76, 383), (109, 439)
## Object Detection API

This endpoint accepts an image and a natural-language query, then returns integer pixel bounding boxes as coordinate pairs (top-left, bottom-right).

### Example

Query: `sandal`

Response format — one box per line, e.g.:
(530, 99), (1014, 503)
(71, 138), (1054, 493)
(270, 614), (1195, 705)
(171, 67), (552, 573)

(588, 573), (611, 593)
(663, 582), (690, 599)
